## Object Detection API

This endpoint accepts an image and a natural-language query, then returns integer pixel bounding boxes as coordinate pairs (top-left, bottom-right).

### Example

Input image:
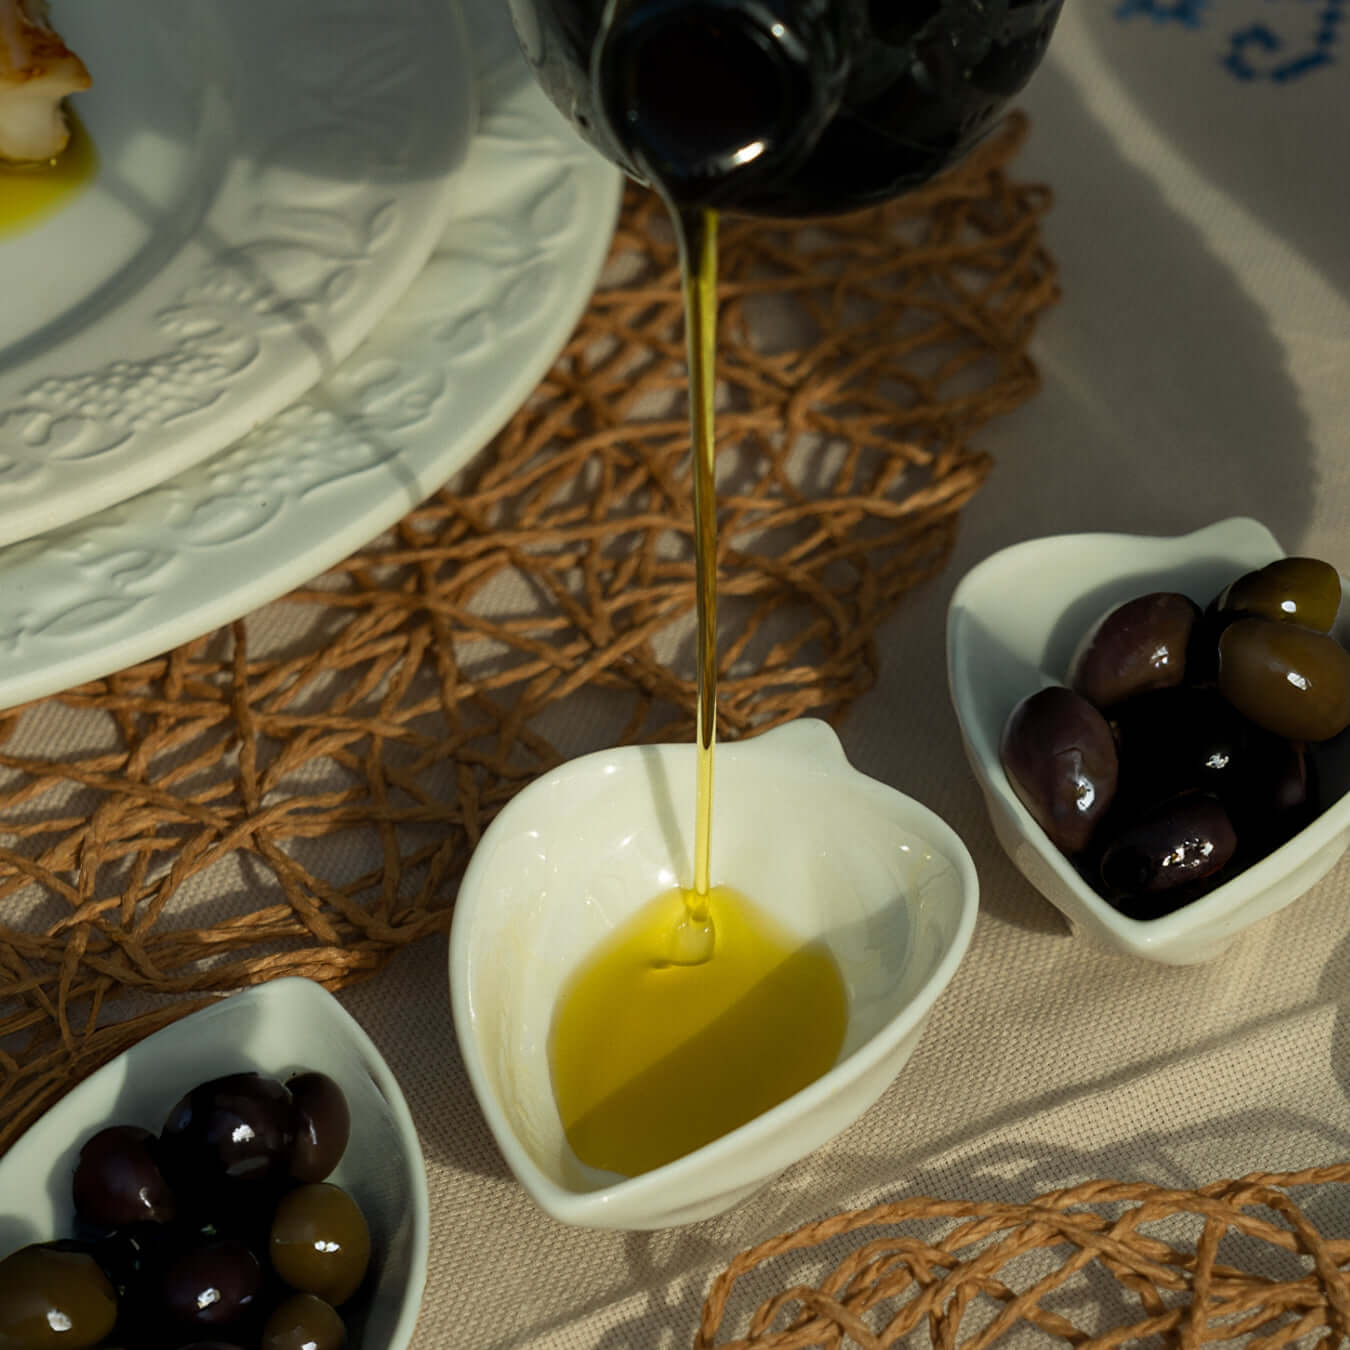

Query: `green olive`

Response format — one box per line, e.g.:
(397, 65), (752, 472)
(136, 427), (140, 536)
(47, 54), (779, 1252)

(0, 1244), (117, 1350)
(269, 1183), (370, 1308)
(262, 1292), (347, 1350)
(1217, 617), (1350, 742)
(1218, 557), (1343, 632)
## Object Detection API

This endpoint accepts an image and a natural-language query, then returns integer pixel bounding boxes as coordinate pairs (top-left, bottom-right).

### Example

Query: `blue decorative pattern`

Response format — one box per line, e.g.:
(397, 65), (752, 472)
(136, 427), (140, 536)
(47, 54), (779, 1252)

(1114, 0), (1209, 28)
(1114, 0), (1343, 79)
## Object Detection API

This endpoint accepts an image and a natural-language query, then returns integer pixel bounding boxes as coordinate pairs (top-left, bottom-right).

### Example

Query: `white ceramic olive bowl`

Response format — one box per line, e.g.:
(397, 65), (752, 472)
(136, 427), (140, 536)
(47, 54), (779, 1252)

(947, 516), (1350, 966)
(449, 718), (978, 1230)
(0, 978), (429, 1350)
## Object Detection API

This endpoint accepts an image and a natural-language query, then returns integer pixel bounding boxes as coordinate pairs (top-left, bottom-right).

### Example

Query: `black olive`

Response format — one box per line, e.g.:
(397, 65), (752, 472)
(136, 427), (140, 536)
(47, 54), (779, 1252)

(1183, 599), (1243, 688)
(157, 1237), (262, 1333)
(1000, 685), (1118, 854)
(72, 1124), (176, 1229)
(1067, 591), (1199, 708)
(1225, 729), (1316, 849)
(86, 1221), (178, 1304)
(1110, 686), (1252, 818)
(160, 1072), (296, 1196)
(1099, 794), (1237, 916)
(287, 1073), (350, 1185)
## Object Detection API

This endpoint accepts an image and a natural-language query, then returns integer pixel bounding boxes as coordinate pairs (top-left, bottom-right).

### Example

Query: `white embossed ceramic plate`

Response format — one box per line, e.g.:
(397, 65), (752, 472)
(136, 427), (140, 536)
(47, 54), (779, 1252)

(0, 0), (476, 549)
(0, 11), (622, 710)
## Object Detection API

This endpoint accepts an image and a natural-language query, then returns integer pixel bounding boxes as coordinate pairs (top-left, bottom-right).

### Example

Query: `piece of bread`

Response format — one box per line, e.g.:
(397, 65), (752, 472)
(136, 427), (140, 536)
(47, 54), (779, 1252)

(0, 0), (91, 163)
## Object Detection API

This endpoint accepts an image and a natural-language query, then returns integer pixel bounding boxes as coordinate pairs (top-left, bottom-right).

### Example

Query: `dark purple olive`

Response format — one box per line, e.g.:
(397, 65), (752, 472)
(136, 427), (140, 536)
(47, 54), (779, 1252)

(157, 1238), (261, 1332)
(1225, 730), (1313, 828)
(160, 1072), (296, 1193)
(1217, 556), (1342, 632)
(1099, 794), (1237, 911)
(262, 1292), (348, 1350)
(86, 1221), (178, 1302)
(287, 1072), (350, 1184)
(1107, 685), (1252, 810)
(192, 1183), (292, 1259)
(72, 1124), (176, 1229)
(1000, 686), (1118, 854)
(0, 1242), (117, 1350)
(1068, 591), (1200, 708)
(102, 1214), (280, 1349)
(1217, 617), (1350, 742)
(1185, 601), (1247, 687)
(270, 1183), (371, 1308)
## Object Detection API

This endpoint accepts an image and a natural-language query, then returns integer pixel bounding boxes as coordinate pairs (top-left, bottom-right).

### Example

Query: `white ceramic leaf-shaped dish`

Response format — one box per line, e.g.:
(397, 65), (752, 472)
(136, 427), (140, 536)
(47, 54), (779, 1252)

(947, 516), (1350, 965)
(450, 718), (978, 1230)
(0, 978), (429, 1350)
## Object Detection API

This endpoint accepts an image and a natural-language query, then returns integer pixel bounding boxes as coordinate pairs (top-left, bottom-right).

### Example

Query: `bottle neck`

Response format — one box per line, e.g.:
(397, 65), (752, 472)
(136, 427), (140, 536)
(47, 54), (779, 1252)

(594, 0), (846, 208)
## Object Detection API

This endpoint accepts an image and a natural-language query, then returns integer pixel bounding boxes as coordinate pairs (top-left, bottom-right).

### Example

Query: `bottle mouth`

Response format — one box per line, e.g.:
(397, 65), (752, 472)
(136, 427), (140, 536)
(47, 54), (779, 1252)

(595, 0), (840, 206)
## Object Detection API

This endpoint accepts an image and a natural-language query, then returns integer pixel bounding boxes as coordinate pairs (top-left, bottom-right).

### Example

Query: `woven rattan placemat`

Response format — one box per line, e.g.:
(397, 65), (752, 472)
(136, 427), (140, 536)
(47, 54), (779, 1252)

(0, 114), (1056, 1154)
(697, 1165), (1350, 1348)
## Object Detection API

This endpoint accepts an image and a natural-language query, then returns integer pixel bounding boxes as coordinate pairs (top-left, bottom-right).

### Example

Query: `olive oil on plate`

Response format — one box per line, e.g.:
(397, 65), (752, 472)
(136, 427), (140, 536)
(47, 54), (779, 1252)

(0, 112), (97, 238)
(548, 884), (848, 1178)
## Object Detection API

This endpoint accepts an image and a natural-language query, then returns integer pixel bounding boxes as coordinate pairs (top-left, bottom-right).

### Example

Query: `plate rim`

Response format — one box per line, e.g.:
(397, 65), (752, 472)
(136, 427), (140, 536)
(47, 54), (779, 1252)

(0, 45), (623, 711)
(0, 0), (478, 549)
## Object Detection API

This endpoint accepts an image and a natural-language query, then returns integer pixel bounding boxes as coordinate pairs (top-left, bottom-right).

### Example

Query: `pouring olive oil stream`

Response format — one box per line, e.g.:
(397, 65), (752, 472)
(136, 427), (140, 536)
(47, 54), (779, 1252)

(548, 201), (849, 1181)
(545, 38), (865, 1173)
(527, 0), (1063, 1180)
(543, 0), (1061, 1180)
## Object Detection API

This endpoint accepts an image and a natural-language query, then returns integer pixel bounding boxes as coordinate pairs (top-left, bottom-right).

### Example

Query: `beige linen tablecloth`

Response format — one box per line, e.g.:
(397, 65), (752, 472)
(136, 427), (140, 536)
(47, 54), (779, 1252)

(6, 0), (1340, 1342)
(327, 0), (1350, 1344)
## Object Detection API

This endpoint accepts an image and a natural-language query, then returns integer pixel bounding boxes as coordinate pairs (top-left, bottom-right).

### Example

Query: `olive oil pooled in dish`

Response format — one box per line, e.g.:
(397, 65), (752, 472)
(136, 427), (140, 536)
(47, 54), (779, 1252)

(0, 112), (97, 238)
(547, 208), (849, 1179)
(549, 884), (848, 1178)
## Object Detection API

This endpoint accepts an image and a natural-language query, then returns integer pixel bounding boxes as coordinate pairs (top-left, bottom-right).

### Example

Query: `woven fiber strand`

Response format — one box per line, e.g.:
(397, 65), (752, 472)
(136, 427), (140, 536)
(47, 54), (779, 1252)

(0, 113), (1056, 1155)
(697, 1164), (1350, 1350)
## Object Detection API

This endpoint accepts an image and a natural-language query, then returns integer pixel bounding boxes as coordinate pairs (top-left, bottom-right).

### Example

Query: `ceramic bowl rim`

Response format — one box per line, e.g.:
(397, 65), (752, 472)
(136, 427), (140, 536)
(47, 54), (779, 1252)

(449, 719), (980, 1225)
(946, 515), (1350, 956)
(0, 976), (430, 1350)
